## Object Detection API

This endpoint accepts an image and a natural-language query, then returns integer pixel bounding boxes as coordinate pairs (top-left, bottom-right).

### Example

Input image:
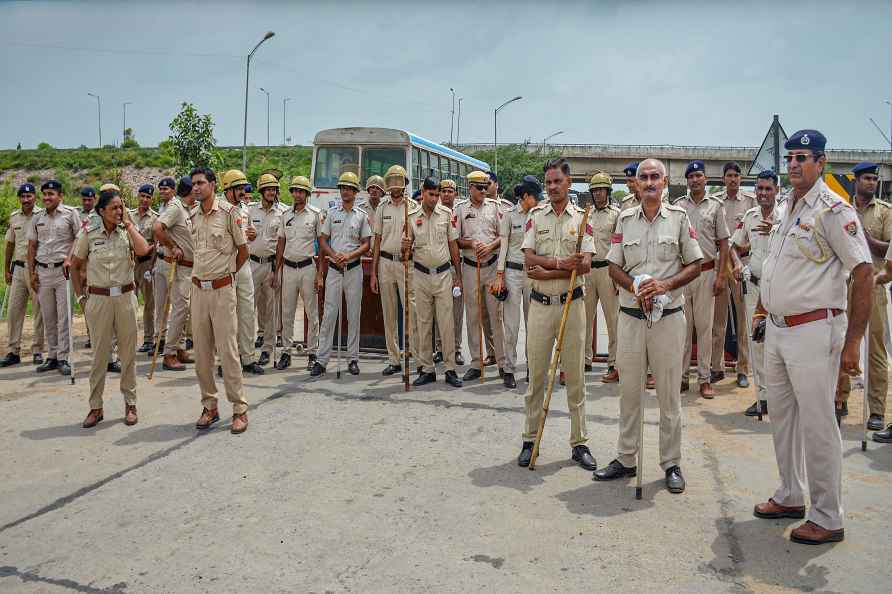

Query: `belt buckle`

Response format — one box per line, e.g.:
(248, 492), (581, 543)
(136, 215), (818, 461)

(770, 314), (787, 327)
(109, 286), (122, 297)
(542, 294), (551, 305)
(200, 280), (213, 291)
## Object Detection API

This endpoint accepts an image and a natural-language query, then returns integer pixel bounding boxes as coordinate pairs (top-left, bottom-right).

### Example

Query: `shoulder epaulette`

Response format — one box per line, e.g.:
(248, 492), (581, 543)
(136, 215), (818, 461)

(307, 204), (321, 214)
(528, 203), (548, 214)
(665, 203), (688, 214)
(11, 208), (22, 216)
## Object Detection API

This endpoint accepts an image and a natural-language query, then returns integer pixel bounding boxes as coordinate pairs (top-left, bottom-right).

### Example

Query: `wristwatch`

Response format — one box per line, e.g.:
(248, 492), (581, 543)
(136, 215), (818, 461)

(78, 294), (89, 305)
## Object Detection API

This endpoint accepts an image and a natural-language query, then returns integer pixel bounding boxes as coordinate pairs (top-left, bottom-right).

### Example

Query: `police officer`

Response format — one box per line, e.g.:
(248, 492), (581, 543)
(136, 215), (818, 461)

(595, 158), (703, 493)
(710, 162), (756, 388)
(363, 175), (385, 222)
(220, 170), (263, 375)
(273, 175), (323, 371)
(402, 177), (463, 388)
(177, 175), (196, 352)
(752, 130), (872, 545)
(371, 165), (418, 377)
(70, 187), (150, 428)
(249, 173), (285, 366)
(76, 186), (97, 231)
(517, 158), (596, 471)
(456, 170), (505, 381)
(27, 180), (81, 375)
(677, 160), (729, 398)
(311, 172), (372, 376)
(619, 161), (641, 212)
(150, 177), (177, 355)
(189, 167), (250, 434)
(1, 183), (44, 367)
(153, 175), (195, 371)
(132, 184), (158, 353)
(434, 179), (465, 366)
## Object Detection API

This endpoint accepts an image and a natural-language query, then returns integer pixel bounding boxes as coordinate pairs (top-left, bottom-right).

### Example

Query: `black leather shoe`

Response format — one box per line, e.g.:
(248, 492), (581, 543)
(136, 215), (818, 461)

(572, 445), (597, 471)
(593, 459), (636, 481)
(84, 340), (91, 349)
(498, 367), (504, 378)
(503, 372), (516, 389)
(59, 360), (71, 376)
(873, 424), (892, 443)
(867, 414), (884, 431)
(258, 352), (270, 366)
(837, 401), (849, 417)
(137, 342), (153, 353)
(518, 441), (534, 467)
(382, 364), (402, 376)
(37, 358), (59, 372)
(217, 365), (223, 378)
(185, 338), (193, 350)
(433, 351), (444, 364)
(525, 372), (529, 383)
(413, 371), (436, 386)
(455, 352), (465, 366)
(680, 379), (690, 392)
(584, 364), (593, 372)
(254, 336), (263, 348)
(348, 360), (360, 375)
(276, 336), (283, 348)
(709, 370), (725, 384)
(33, 353), (43, 365)
(463, 367), (481, 381)
(736, 373), (749, 388)
(310, 362), (326, 377)
(243, 362), (264, 375)
(445, 370), (463, 387)
(744, 401), (768, 417)
(483, 355), (497, 367)
(665, 466), (685, 493)
(107, 361), (121, 373)
(306, 354), (316, 371)
(0, 353), (21, 367)
(275, 353), (291, 370)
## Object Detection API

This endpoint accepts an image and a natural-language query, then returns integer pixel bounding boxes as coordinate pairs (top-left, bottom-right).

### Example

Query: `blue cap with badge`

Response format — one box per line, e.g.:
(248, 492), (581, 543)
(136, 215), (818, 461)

(623, 161), (639, 177)
(158, 177), (176, 189)
(852, 161), (879, 177)
(684, 160), (705, 178)
(176, 176), (193, 198)
(138, 183), (155, 195)
(41, 180), (62, 191)
(784, 129), (826, 152)
(18, 183), (36, 195)
(80, 186), (96, 198)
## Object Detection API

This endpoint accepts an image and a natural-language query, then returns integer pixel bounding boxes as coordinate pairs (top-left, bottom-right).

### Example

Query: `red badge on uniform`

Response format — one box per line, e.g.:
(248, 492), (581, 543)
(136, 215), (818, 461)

(416, 218), (422, 226)
(525, 219), (533, 232)
(498, 212), (503, 219)
(844, 221), (858, 236)
(451, 214), (457, 228)
(585, 224), (593, 236)
(236, 217), (242, 226)
(689, 226), (698, 239)
(736, 221), (743, 229)
(611, 233), (622, 244)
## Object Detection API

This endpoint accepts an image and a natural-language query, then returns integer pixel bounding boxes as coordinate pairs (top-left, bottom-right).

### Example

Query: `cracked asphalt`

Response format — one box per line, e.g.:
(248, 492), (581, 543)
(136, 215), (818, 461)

(1, 318), (891, 594)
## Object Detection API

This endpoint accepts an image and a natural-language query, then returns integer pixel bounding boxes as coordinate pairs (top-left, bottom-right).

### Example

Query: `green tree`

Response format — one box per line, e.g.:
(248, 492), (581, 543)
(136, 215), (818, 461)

(467, 143), (560, 199)
(168, 102), (216, 174)
(121, 128), (139, 149)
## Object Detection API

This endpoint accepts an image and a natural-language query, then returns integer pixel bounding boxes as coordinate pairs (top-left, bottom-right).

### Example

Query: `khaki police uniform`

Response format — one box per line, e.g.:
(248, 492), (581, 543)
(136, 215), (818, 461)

(4, 208), (44, 357)
(435, 198), (466, 360)
(608, 203), (703, 469)
(583, 202), (620, 367)
(316, 204), (372, 367)
(189, 198), (248, 414)
(229, 199), (256, 365)
(711, 190), (756, 377)
(408, 202), (459, 373)
(676, 193), (729, 384)
(497, 202), (532, 375)
(155, 197), (194, 355)
(761, 178), (871, 531)
(130, 207), (157, 343)
(248, 201), (284, 356)
(521, 201), (594, 447)
(27, 204), (81, 363)
(373, 196), (419, 367)
(278, 204), (322, 357)
(74, 222), (139, 410)
(455, 197), (505, 370)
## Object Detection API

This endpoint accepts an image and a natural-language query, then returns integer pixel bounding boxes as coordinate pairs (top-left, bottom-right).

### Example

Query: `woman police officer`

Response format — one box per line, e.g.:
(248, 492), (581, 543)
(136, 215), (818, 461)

(70, 187), (150, 428)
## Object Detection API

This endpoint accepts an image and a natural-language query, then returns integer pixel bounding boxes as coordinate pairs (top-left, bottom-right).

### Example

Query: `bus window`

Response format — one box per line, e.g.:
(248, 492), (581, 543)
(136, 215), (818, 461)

(429, 153), (439, 178)
(314, 146), (359, 188)
(362, 148), (406, 186)
(412, 148), (422, 185)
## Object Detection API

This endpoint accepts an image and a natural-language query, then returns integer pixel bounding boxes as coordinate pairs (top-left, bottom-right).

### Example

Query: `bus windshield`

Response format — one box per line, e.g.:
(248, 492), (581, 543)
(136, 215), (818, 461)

(362, 148), (406, 186)
(314, 146), (359, 188)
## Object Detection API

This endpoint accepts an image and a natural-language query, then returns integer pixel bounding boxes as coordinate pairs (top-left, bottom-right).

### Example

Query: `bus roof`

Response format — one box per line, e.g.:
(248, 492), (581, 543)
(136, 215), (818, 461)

(313, 127), (490, 171)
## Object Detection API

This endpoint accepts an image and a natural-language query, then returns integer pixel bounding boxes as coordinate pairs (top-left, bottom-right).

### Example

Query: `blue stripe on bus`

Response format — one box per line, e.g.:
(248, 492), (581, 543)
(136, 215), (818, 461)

(407, 133), (490, 171)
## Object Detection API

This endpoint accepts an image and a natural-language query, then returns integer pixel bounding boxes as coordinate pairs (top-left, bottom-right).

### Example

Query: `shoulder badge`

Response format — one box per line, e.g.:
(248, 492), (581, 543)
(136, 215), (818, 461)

(844, 220), (858, 236)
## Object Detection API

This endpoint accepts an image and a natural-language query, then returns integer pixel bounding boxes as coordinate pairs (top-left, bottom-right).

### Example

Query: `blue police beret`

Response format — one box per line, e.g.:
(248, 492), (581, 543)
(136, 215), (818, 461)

(80, 186), (96, 198)
(852, 161), (879, 176)
(158, 177), (176, 189)
(41, 180), (62, 192)
(18, 183), (36, 195)
(487, 171), (498, 184)
(244, 183), (253, 193)
(757, 170), (779, 184)
(176, 176), (193, 198)
(623, 161), (640, 177)
(685, 160), (705, 178)
(138, 183), (155, 195)
(412, 189), (422, 200)
(784, 129), (826, 152)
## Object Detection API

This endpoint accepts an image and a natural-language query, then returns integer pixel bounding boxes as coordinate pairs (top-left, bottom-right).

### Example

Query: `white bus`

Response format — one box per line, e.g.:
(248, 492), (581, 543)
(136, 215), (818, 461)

(309, 127), (491, 211)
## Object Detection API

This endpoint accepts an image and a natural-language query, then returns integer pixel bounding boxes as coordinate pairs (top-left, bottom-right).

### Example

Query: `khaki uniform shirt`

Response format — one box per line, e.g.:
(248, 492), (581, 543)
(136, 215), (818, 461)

(155, 197), (195, 261)
(73, 222), (135, 288)
(607, 204), (704, 309)
(75, 206), (99, 236)
(321, 205), (372, 255)
(714, 190), (757, 240)
(407, 203), (458, 269)
(361, 198), (380, 222)
(248, 202), (284, 258)
(189, 198), (247, 279)
(521, 201), (596, 295)
(279, 205), (322, 261)
(588, 203), (621, 263)
(675, 193), (729, 262)
(6, 208), (42, 261)
(730, 205), (779, 280)
(130, 208), (158, 245)
(373, 196), (419, 255)
(761, 179), (872, 316)
(455, 198), (501, 260)
(855, 198), (892, 270)
(497, 203), (530, 271)
(27, 204), (81, 263)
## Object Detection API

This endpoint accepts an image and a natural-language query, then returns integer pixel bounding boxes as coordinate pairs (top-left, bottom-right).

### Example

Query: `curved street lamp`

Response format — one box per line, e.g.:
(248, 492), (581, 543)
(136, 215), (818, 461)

(494, 96), (522, 174)
(87, 92), (102, 148)
(542, 130), (564, 149)
(283, 97), (292, 145)
(242, 31), (275, 171)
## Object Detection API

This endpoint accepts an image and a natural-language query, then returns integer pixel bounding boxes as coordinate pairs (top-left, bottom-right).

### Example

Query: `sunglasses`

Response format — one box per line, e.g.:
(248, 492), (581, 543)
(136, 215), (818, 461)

(471, 183), (490, 190)
(784, 154), (815, 164)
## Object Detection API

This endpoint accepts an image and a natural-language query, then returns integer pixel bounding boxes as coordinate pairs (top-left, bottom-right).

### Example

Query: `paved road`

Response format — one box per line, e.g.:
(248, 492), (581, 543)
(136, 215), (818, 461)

(0, 324), (890, 593)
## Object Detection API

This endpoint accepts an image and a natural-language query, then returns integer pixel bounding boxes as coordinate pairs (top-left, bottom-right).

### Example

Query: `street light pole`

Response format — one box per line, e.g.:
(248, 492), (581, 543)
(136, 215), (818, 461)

(122, 101), (132, 145)
(456, 98), (462, 145)
(259, 87), (271, 146)
(283, 97), (292, 145)
(542, 130), (564, 151)
(242, 31), (275, 171)
(886, 100), (892, 151)
(449, 88), (455, 145)
(87, 92), (102, 148)
(493, 95), (522, 175)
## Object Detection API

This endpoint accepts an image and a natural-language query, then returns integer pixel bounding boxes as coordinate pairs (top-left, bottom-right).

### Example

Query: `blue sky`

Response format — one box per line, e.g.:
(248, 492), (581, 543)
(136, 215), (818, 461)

(2, 0), (891, 150)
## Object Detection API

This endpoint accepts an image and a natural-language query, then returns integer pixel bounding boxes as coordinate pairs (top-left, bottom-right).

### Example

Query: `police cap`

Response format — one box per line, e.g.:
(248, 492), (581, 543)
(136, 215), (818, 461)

(158, 177), (176, 189)
(138, 183), (155, 195)
(18, 183), (36, 195)
(80, 186), (97, 198)
(784, 129), (827, 152)
(623, 162), (639, 177)
(684, 160), (705, 178)
(41, 180), (63, 192)
(177, 176), (193, 198)
(852, 161), (879, 177)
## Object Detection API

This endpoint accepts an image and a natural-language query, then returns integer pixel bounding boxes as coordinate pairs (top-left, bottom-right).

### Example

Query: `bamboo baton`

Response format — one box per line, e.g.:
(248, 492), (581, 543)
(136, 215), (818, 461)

(529, 204), (591, 470)
(476, 256), (484, 383)
(861, 320), (870, 452)
(148, 260), (176, 380)
(403, 197), (411, 391)
(65, 275), (75, 385)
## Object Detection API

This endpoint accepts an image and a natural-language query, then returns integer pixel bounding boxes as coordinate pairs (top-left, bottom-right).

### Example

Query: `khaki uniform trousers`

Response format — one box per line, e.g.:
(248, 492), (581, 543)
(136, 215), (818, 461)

(616, 309), (686, 470)
(234, 263), (256, 365)
(379, 257), (418, 367)
(158, 261), (191, 355)
(85, 293), (137, 409)
(282, 263), (319, 356)
(583, 265), (619, 366)
(6, 264), (44, 355)
(191, 282), (248, 414)
(36, 266), (70, 361)
(317, 264), (363, 366)
(251, 259), (276, 355)
(837, 284), (888, 416)
(765, 313), (846, 530)
(462, 261), (505, 369)
(743, 282), (766, 401)
(682, 268), (716, 383)
(523, 296), (587, 447)
(153, 258), (170, 342)
(134, 259), (154, 342)
(415, 268), (456, 373)
(501, 267), (528, 374)
(434, 286), (463, 357)
(712, 279), (749, 374)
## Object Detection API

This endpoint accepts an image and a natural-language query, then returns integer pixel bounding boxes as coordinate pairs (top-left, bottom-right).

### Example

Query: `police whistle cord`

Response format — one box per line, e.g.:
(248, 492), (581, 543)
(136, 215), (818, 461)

(148, 260), (176, 380)
(529, 204), (591, 471)
(403, 198), (411, 392)
(65, 276), (75, 385)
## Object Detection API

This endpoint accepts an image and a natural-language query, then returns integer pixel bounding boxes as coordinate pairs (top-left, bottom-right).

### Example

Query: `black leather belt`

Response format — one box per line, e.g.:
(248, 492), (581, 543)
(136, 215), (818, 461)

(36, 260), (65, 269)
(250, 254), (275, 264)
(329, 260), (361, 273)
(462, 255), (497, 268)
(380, 250), (410, 262)
(592, 260), (609, 269)
(505, 261), (524, 272)
(136, 254), (152, 263)
(620, 306), (682, 320)
(749, 275), (759, 287)
(414, 261), (451, 275)
(284, 257), (314, 269)
(12, 260), (25, 269)
(530, 285), (584, 306)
